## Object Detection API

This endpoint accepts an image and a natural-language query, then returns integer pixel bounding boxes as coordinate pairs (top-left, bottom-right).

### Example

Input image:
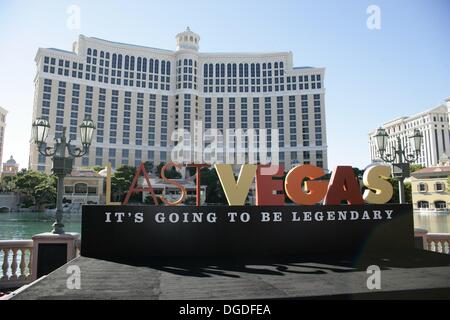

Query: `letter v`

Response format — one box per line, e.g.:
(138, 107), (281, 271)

(215, 164), (257, 205)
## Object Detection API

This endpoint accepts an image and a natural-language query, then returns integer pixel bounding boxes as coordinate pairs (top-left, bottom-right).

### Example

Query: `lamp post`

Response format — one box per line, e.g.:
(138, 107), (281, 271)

(373, 127), (423, 203)
(32, 117), (95, 234)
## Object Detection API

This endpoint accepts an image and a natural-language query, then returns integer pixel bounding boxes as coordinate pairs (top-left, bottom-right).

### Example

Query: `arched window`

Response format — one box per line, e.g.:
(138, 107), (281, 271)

(256, 63), (261, 77)
(137, 57), (142, 72)
(93, 49), (97, 56)
(221, 64), (225, 77)
(74, 183), (88, 194)
(117, 54), (123, 68)
(435, 201), (447, 209)
(215, 63), (220, 77)
(112, 54), (117, 68)
(244, 64), (249, 77)
(124, 55), (129, 70)
(100, 51), (104, 58)
(166, 61), (170, 75)
(280, 61), (284, 68)
(251, 63), (255, 77)
(142, 58), (147, 72)
(204, 64), (208, 77)
(208, 63), (213, 77)
(130, 56), (135, 70)
(154, 59), (159, 74)
(184, 59), (188, 66)
(87, 48), (92, 55)
(239, 63), (243, 77)
(149, 59), (154, 73)
(232, 64), (237, 77)
(227, 64), (232, 77)
(274, 62), (278, 68)
(417, 201), (429, 209)
(161, 61), (166, 75)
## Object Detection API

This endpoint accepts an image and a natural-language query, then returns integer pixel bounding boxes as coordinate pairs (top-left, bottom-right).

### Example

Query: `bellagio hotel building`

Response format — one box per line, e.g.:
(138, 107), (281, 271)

(29, 28), (328, 172)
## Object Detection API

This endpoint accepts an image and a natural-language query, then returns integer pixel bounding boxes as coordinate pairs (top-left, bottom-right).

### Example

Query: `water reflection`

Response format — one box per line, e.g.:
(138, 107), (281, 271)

(0, 211), (81, 240)
(414, 211), (450, 233)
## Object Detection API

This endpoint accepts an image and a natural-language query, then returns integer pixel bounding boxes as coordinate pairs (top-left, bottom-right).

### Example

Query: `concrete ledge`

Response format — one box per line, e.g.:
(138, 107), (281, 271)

(10, 250), (450, 300)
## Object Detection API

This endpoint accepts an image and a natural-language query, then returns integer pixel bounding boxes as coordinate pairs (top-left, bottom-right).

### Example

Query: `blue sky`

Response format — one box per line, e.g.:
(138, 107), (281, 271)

(0, 0), (449, 169)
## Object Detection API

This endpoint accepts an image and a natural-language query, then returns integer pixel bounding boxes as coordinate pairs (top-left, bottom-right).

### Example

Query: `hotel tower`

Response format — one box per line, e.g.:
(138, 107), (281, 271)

(29, 28), (327, 172)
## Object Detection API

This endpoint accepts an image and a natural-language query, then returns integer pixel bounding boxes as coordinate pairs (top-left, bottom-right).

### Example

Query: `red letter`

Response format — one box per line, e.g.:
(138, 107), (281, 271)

(186, 163), (210, 206)
(255, 164), (285, 205)
(285, 165), (328, 205)
(123, 162), (158, 205)
(324, 166), (364, 205)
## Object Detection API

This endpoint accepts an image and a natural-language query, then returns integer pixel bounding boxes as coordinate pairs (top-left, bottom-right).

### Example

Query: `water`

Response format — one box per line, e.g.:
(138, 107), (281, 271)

(0, 211), (81, 240)
(0, 211), (448, 240)
(413, 211), (450, 233)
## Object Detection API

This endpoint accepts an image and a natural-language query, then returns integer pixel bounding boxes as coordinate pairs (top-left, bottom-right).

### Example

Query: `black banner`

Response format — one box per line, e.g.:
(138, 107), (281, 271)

(81, 204), (413, 263)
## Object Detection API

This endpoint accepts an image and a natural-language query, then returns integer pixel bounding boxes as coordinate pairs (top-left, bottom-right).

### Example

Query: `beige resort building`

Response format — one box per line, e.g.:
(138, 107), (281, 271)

(410, 156), (450, 214)
(29, 27), (327, 172)
(62, 169), (105, 209)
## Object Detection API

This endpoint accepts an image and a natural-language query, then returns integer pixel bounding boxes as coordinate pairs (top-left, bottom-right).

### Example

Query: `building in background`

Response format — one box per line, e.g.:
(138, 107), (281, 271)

(1, 155), (19, 178)
(29, 27), (327, 172)
(369, 98), (450, 167)
(410, 155), (450, 214)
(0, 107), (7, 165)
(62, 168), (105, 212)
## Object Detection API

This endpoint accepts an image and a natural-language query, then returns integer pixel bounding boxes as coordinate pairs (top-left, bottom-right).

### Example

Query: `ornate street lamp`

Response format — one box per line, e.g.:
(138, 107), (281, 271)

(32, 117), (95, 234)
(373, 127), (424, 203)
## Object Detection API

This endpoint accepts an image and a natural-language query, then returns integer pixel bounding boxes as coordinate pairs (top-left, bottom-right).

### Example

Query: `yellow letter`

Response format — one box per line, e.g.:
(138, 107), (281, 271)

(363, 165), (393, 204)
(215, 164), (257, 205)
(106, 162), (121, 205)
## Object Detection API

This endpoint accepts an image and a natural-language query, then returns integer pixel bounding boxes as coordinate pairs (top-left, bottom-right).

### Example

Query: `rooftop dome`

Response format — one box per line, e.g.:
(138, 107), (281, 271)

(6, 156), (16, 164)
(175, 26), (200, 51)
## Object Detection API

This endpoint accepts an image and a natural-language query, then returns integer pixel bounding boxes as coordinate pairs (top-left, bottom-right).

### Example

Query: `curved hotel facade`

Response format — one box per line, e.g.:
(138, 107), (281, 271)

(29, 28), (327, 172)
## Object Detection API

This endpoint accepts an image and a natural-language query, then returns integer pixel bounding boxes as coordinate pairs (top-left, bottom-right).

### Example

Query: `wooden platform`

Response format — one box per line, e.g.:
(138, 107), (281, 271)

(9, 250), (450, 300)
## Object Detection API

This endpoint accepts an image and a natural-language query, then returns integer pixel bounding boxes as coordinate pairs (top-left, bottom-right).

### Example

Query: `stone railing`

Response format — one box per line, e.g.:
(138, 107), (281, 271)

(75, 239), (81, 257)
(0, 240), (34, 290)
(415, 229), (450, 254)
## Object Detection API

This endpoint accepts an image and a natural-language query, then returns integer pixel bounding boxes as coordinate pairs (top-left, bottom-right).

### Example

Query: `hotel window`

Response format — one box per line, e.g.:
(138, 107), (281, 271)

(417, 201), (429, 209)
(435, 182), (445, 192)
(435, 201), (447, 209)
(418, 183), (427, 192)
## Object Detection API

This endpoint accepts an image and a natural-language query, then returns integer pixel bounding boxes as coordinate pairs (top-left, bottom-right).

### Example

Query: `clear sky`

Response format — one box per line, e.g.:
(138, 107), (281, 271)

(0, 0), (449, 170)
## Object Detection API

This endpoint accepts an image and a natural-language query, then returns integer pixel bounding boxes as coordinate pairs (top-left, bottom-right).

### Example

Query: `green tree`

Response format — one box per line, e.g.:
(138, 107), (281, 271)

(12, 170), (57, 209)
(111, 165), (138, 202)
(91, 165), (104, 173)
(156, 162), (182, 179)
(1, 175), (16, 192)
(199, 167), (227, 204)
(143, 161), (154, 174)
(387, 178), (412, 204)
(410, 164), (423, 173)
